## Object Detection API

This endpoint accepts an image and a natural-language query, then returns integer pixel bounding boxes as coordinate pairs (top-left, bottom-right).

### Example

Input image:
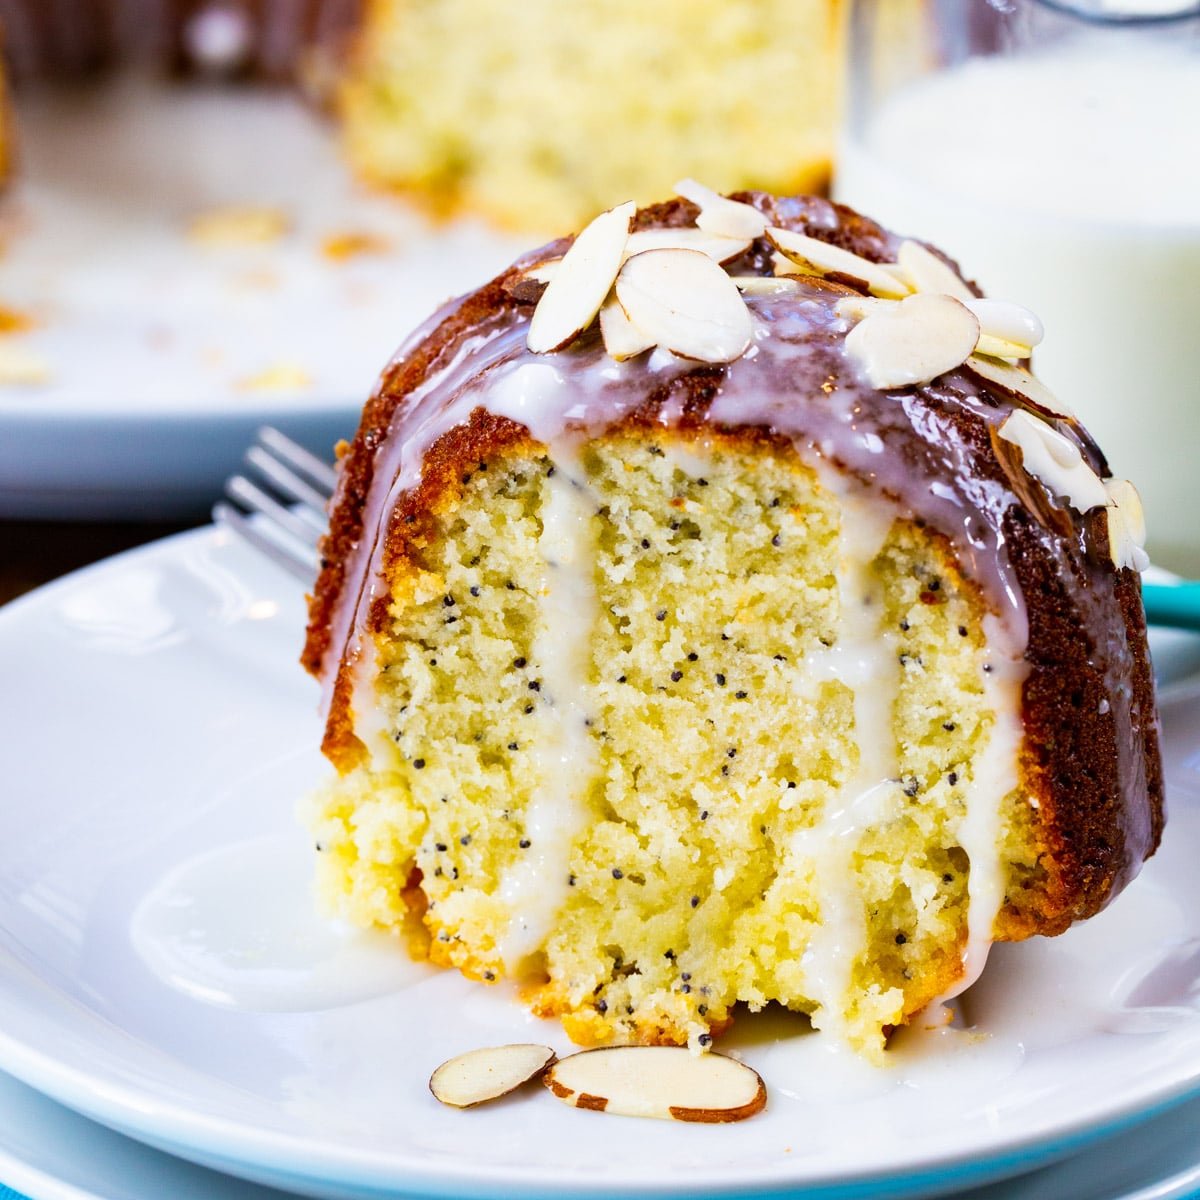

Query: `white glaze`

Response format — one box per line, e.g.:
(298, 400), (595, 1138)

(962, 299), (1044, 350)
(131, 835), (432, 1011)
(495, 459), (601, 971)
(788, 483), (903, 1036)
(938, 615), (1027, 1006)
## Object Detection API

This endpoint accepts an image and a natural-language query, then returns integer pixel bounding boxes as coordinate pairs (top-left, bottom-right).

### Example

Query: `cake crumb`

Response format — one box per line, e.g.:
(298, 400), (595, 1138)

(189, 205), (290, 246)
(0, 305), (35, 334)
(237, 363), (312, 393)
(322, 231), (392, 261)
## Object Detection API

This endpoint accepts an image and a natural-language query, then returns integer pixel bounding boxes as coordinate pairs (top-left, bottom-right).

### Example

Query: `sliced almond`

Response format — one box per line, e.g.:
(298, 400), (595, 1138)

(544, 1047), (766, 1123)
(523, 259), (561, 285)
(963, 298), (1044, 350)
(732, 276), (802, 296)
(998, 409), (1108, 513)
(1104, 478), (1150, 572)
(771, 250), (800, 278)
(615, 248), (753, 364)
(673, 178), (768, 240)
(429, 1044), (557, 1109)
(528, 201), (635, 354)
(599, 296), (655, 361)
(767, 227), (911, 299)
(506, 259), (560, 303)
(975, 333), (1034, 360)
(843, 293), (980, 390)
(834, 294), (891, 323)
(624, 226), (751, 265)
(895, 240), (975, 301)
(965, 354), (1074, 419)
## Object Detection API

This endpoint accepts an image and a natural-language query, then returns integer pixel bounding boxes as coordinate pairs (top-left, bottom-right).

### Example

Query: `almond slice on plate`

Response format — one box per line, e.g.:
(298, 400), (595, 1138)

(429, 1044), (557, 1109)
(998, 409), (1108, 513)
(1104, 478), (1150, 572)
(965, 354), (1073, 419)
(673, 178), (768, 240)
(624, 226), (751, 265)
(843, 293), (980, 389)
(600, 296), (655, 361)
(544, 1046), (766, 1123)
(615, 248), (753, 364)
(528, 201), (635, 354)
(895, 240), (975, 301)
(766, 227), (911, 299)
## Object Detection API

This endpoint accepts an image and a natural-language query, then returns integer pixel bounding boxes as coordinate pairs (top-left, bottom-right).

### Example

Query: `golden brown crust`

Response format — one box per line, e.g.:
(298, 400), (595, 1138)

(304, 191), (1163, 939)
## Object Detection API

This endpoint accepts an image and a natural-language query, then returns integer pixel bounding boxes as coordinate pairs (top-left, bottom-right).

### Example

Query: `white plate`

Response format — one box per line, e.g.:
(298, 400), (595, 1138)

(0, 80), (531, 518)
(3, 1069), (1200, 1200)
(3, 1067), (1200, 1200)
(0, 528), (1198, 1200)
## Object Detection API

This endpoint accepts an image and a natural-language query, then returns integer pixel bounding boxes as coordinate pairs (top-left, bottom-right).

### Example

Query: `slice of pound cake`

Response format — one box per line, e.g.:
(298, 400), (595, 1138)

(302, 184), (1163, 1057)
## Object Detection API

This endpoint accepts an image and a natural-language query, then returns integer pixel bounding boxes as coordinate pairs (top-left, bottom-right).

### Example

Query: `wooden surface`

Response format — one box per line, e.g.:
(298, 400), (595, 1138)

(0, 518), (199, 606)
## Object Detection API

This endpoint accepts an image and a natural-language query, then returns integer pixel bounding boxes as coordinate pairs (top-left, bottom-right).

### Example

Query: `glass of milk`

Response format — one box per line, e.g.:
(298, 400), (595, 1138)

(835, 0), (1200, 572)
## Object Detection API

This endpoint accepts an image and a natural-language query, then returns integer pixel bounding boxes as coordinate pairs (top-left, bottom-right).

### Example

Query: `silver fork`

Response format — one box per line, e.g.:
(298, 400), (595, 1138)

(213, 426), (336, 583)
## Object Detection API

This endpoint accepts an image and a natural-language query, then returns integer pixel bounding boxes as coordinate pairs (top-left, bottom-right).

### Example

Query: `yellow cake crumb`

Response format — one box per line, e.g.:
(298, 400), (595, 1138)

(321, 231), (393, 261)
(237, 362), (312, 393)
(310, 431), (1031, 1058)
(189, 205), (291, 246)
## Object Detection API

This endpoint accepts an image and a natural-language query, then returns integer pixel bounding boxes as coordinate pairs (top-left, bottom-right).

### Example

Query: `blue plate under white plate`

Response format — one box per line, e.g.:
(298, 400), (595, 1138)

(0, 528), (1198, 1200)
(3, 1063), (1200, 1200)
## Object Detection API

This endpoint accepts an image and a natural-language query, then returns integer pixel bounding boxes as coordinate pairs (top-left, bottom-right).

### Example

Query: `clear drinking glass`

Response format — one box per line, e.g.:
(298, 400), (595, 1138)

(835, 0), (1200, 572)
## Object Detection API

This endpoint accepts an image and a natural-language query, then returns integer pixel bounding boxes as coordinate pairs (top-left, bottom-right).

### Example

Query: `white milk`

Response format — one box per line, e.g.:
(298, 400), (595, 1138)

(835, 41), (1200, 571)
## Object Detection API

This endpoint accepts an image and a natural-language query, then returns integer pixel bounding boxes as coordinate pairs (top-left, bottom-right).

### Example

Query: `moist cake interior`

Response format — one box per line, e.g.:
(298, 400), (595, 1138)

(310, 430), (1038, 1056)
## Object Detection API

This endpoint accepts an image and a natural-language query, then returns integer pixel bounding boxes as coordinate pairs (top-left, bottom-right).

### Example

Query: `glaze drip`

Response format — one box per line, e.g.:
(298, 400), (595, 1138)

(495, 454), (601, 971)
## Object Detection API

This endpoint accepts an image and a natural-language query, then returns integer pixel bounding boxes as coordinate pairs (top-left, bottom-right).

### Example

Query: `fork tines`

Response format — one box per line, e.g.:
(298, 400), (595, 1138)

(214, 426), (336, 584)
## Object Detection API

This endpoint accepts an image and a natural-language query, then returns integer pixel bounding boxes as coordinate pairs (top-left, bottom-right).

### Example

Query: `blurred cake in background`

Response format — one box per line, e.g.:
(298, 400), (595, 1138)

(339, 0), (844, 231)
(0, 0), (844, 231)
